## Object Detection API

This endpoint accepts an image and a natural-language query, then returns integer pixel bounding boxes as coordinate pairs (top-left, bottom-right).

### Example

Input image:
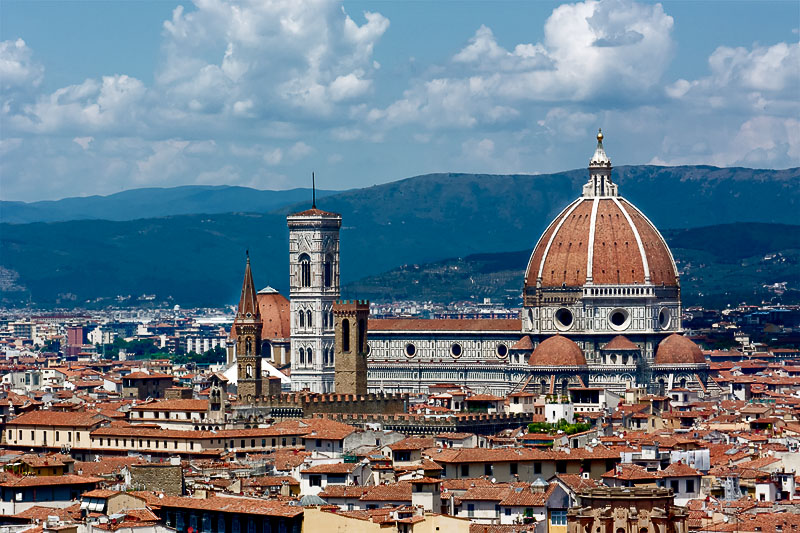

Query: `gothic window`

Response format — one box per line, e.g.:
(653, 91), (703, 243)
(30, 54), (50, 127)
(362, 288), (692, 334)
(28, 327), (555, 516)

(306, 310), (312, 328)
(322, 311), (328, 329)
(358, 319), (366, 353)
(323, 348), (328, 366)
(323, 254), (333, 288)
(307, 349), (313, 366)
(246, 365), (253, 378)
(299, 311), (305, 328)
(342, 319), (350, 352)
(245, 337), (252, 355)
(299, 253), (311, 287)
(299, 348), (305, 365)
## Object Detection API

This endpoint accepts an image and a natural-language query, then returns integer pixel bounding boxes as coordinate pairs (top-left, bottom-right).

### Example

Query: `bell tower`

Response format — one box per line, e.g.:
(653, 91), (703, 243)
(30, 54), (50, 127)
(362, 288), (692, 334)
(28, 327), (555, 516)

(287, 196), (341, 393)
(334, 300), (369, 395)
(234, 253), (262, 401)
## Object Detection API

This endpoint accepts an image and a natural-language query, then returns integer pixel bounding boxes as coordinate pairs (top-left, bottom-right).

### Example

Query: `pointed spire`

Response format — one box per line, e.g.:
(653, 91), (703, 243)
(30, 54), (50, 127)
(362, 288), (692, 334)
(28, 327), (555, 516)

(237, 252), (259, 319)
(312, 172), (316, 208)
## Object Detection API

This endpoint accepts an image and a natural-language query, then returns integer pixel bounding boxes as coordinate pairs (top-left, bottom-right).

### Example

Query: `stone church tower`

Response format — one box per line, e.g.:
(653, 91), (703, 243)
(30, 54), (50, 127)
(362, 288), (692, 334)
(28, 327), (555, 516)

(234, 254), (262, 401)
(287, 202), (341, 393)
(334, 300), (369, 395)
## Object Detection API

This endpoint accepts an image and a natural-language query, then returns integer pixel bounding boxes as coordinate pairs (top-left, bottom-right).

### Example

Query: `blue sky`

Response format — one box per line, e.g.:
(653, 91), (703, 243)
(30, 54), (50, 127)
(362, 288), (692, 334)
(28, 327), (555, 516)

(1, 0), (798, 201)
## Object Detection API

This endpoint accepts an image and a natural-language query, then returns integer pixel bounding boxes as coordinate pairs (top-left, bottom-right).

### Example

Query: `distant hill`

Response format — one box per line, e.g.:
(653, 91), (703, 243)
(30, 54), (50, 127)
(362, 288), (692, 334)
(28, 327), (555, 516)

(343, 223), (800, 308)
(1, 165), (798, 308)
(0, 186), (339, 224)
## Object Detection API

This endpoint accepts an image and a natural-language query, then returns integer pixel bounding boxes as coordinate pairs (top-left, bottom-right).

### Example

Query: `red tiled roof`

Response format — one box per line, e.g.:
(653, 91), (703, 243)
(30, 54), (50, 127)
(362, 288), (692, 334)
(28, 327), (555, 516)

(130, 399), (208, 412)
(9, 410), (106, 428)
(136, 493), (302, 518)
(0, 473), (103, 487)
(511, 336), (534, 350)
(359, 482), (411, 502)
(124, 372), (174, 380)
(603, 335), (639, 351)
(301, 462), (359, 474)
(289, 207), (340, 217)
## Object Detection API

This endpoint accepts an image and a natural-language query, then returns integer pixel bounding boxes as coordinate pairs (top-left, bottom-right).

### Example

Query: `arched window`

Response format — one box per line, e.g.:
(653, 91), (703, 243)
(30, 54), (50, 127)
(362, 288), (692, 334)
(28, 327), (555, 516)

(342, 319), (350, 352)
(323, 348), (328, 366)
(307, 349), (313, 366)
(299, 310), (305, 328)
(322, 311), (328, 329)
(246, 364), (253, 378)
(299, 253), (311, 287)
(323, 254), (333, 288)
(306, 310), (312, 328)
(299, 348), (305, 365)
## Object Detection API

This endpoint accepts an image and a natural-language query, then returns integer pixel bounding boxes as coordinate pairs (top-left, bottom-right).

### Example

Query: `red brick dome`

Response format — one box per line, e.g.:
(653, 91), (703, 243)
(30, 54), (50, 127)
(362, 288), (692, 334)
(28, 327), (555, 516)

(528, 335), (587, 366)
(603, 335), (639, 351)
(525, 196), (678, 289)
(655, 334), (705, 365)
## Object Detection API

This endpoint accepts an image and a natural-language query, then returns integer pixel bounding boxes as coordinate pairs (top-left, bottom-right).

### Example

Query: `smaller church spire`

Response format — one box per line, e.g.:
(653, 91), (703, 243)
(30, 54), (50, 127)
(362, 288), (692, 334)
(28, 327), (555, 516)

(312, 172), (316, 208)
(237, 252), (259, 319)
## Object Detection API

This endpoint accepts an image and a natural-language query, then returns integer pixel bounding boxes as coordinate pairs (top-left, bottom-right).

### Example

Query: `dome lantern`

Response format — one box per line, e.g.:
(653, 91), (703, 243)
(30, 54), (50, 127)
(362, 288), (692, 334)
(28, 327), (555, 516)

(583, 128), (618, 198)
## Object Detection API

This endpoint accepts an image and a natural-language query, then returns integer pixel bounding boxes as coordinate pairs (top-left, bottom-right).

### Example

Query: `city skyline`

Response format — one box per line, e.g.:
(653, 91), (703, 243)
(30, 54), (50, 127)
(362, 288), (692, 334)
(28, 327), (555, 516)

(1, 0), (798, 201)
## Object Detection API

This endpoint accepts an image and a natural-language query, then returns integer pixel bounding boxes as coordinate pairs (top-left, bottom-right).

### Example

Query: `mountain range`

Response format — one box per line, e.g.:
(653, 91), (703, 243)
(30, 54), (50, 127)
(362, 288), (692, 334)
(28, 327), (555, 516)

(0, 186), (338, 224)
(1, 164), (798, 308)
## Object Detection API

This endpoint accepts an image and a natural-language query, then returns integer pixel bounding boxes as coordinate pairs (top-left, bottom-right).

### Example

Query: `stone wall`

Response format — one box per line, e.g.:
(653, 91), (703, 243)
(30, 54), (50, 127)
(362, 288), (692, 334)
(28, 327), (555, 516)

(165, 387), (193, 400)
(129, 464), (184, 496)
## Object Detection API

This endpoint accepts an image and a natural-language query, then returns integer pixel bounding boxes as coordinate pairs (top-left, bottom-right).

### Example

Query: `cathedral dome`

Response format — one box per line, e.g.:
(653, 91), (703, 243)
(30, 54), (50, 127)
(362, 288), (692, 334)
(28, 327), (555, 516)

(524, 132), (678, 290)
(655, 333), (705, 365)
(528, 335), (587, 366)
(256, 288), (291, 340)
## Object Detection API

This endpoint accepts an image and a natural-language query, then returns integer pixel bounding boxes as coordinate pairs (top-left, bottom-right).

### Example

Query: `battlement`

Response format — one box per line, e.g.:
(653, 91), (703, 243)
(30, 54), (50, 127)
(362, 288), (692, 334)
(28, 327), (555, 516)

(309, 411), (535, 436)
(231, 391), (408, 423)
(334, 300), (370, 314)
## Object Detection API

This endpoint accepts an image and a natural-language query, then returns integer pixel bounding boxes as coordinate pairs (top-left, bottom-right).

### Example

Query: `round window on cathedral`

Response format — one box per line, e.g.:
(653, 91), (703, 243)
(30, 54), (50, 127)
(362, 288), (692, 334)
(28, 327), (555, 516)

(496, 344), (508, 358)
(450, 343), (462, 358)
(554, 308), (574, 331)
(405, 343), (416, 357)
(608, 308), (631, 331)
(658, 308), (671, 329)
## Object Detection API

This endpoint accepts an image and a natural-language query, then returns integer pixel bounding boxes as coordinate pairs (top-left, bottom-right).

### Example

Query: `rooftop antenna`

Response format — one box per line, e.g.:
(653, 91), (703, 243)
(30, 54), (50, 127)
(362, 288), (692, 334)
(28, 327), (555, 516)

(312, 172), (316, 208)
